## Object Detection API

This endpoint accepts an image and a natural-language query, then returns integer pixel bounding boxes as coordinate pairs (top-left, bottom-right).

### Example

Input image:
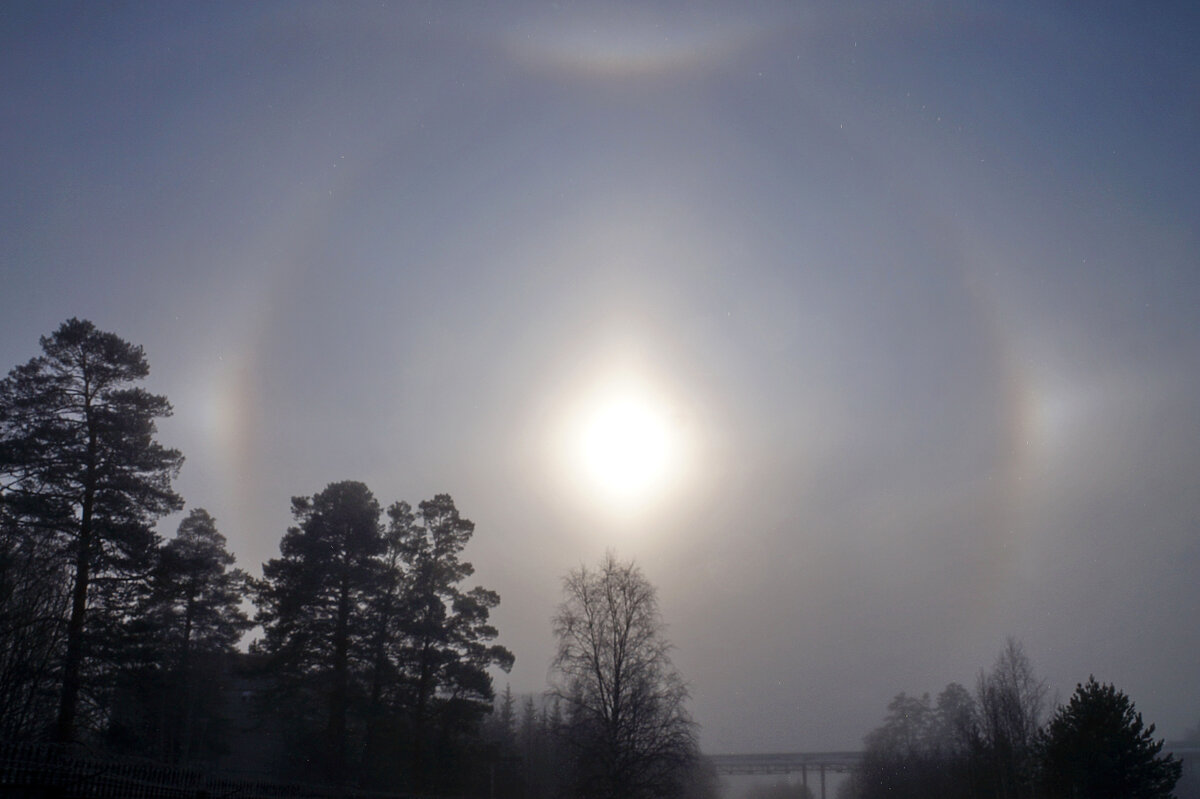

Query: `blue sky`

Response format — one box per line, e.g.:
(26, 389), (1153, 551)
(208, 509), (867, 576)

(3, 2), (1199, 752)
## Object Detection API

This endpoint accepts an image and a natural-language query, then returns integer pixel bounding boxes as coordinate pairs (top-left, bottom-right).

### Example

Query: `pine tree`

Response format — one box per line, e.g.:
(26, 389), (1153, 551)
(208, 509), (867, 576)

(362, 500), (414, 783)
(253, 481), (384, 783)
(497, 683), (516, 744)
(148, 508), (250, 762)
(0, 319), (183, 741)
(1038, 676), (1181, 799)
(389, 494), (514, 790)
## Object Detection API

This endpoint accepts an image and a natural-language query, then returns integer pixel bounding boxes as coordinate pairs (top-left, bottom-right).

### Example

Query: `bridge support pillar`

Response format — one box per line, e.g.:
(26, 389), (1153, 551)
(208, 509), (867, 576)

(801, 763), (807, 791)
(820, 763), (826, 799)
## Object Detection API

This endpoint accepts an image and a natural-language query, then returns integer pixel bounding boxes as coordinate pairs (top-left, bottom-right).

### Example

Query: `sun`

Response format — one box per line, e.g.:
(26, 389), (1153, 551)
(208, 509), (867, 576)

(574, 385), (678, 508)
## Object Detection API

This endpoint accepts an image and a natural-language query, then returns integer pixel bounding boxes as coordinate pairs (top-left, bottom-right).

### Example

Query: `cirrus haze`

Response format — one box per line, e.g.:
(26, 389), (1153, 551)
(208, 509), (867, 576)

(2, 1), (1199, 757)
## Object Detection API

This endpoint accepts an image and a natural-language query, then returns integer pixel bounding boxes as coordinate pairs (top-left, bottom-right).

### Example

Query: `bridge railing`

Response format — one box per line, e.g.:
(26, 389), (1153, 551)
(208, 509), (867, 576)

(707, 751), (863, 776)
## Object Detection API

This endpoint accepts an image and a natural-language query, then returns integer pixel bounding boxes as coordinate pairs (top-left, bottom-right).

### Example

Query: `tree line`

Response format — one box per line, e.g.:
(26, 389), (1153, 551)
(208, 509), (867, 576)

(1, 319), (709, 799)
(3, 318), (1183, 799)
(843, 638), (1182, 799)
(0, 319), (514, 793)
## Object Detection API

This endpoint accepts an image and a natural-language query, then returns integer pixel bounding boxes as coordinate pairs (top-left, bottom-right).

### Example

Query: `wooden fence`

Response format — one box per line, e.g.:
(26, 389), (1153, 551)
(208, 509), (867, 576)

(0, 741), (416, 799)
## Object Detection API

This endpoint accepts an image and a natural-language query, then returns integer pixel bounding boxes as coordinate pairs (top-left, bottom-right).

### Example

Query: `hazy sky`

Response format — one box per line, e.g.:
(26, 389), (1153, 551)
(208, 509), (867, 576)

(3, 2), (1199, 753)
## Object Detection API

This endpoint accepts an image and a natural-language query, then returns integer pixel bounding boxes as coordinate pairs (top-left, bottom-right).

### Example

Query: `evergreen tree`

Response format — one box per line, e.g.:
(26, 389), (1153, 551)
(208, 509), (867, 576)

(519, 695), (540, 768)
(0, 319), (183, 742)
(389, 494), (515, 791)
(362, 500), (414, 784)
(154, 508), (249, 661)
(516, 694), (566, 799)
(497, 683), (516, 744)
(1038, 677), (1181, 799)
(253, 487), (512, 790)
(145, 508), (250, 762)
(253, 481), (384, 783)
(482, 683), (518, 752)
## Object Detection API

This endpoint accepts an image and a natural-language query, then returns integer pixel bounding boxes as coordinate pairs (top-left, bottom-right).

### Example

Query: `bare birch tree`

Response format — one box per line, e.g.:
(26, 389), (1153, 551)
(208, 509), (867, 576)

(551, 552), (699, 799)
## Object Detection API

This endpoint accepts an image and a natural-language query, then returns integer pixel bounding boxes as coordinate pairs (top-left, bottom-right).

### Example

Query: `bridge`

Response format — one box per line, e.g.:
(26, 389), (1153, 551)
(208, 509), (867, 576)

(709, 746), (1200, 799)
(708, 752), (863, 799)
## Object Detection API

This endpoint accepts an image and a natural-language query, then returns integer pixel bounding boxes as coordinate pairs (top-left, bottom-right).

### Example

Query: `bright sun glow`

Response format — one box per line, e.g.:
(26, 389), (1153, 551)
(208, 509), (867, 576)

(572, 384), (679, 509)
